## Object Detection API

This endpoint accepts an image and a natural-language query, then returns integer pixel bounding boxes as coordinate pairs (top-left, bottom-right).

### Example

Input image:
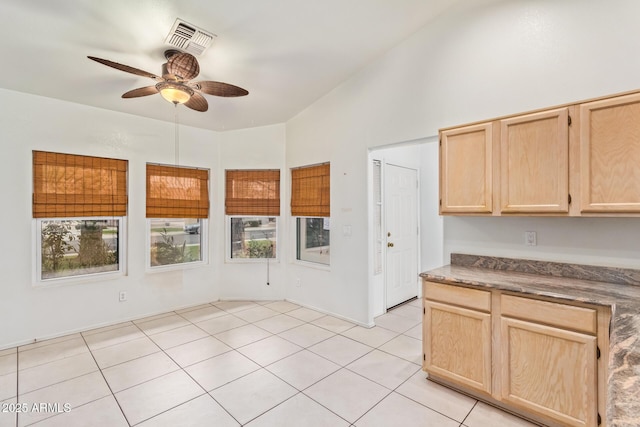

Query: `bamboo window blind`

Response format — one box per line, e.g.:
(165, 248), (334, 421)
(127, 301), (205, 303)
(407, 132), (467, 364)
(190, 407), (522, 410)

(32, 151), (128, 218)
(146, 164), (210, 219)
(291, 163), (330, 217)
(225, 169), (280, 216)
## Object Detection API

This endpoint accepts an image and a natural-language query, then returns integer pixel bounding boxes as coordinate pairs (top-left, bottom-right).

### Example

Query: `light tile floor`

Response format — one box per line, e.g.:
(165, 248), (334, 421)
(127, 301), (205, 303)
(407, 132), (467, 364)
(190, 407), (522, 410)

(0, 299), (539, 426)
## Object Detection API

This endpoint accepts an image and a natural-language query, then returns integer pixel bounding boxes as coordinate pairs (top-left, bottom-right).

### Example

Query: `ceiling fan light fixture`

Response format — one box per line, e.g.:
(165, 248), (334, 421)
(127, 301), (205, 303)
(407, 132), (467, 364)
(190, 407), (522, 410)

(156, 82), (193, 104)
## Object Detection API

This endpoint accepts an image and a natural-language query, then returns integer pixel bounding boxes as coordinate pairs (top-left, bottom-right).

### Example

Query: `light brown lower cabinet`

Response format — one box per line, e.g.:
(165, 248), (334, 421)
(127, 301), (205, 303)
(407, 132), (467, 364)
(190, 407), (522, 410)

(423, 281), (610, 427)
(424, 300), (492, 394)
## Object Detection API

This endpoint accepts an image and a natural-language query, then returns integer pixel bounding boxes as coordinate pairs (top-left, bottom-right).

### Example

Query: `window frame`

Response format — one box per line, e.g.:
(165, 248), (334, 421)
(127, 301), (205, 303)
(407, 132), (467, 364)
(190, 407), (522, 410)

(225, 216), (279, 263)
(146, 217), (208, 272)
(33, 216), (127, 286)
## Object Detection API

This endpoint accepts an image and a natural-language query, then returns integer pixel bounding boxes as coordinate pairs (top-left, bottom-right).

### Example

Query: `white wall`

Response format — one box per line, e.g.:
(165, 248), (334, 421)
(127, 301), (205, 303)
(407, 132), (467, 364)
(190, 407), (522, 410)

(285, 0), (640, 326)
(0, 88), (220, 349)
(419, 139), (444, 272)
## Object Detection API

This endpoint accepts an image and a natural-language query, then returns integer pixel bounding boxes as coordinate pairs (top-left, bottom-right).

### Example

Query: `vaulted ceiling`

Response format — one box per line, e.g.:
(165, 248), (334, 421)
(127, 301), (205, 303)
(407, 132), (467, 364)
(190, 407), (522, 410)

(0, 0), (471, 131)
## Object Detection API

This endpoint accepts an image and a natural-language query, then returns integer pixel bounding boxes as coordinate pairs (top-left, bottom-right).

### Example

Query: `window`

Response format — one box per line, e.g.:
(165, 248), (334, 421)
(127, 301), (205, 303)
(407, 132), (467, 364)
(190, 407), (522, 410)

(291, 163), (330, 265)
(38, 218), (123, 280)
(148, 218), (203, 267)
(33, 151), (127, 282)
(296, 217), (330, 265)
(230, 217), (277, 259)
(147, 164), (209, 268)
(225, 170), (280, 260)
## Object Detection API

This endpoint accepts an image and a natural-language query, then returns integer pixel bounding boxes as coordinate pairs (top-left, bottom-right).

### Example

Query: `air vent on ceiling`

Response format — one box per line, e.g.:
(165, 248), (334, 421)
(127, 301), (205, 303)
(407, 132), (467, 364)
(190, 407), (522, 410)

(164, 19), (216, 56)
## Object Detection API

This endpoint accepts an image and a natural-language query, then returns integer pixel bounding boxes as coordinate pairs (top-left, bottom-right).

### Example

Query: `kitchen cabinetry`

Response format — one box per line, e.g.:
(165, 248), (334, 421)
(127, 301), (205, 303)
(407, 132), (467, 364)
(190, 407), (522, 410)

(499, 108), (570, 213)
(423, 281), (492, 394)
(423, 280), (609, 427)
(500, 295), (598, 427)
(439, 122), (493, 214)
(579, 92), (640, 213)
(439, 88), (640, 216)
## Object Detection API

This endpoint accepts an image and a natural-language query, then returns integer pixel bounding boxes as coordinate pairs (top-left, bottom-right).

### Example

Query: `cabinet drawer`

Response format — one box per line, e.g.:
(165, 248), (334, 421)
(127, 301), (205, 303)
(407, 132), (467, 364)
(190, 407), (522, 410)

(501, 294), (597, 335)
(424, 281), (491, 312)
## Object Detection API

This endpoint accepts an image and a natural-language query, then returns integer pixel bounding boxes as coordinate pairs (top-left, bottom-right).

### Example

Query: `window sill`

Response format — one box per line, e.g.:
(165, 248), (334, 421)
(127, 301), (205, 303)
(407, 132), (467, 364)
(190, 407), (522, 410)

(291, 259), (331, 271)
(225, 258), (280, 264)
(146, 260), (208, 274)
(33, 270), (125, 289)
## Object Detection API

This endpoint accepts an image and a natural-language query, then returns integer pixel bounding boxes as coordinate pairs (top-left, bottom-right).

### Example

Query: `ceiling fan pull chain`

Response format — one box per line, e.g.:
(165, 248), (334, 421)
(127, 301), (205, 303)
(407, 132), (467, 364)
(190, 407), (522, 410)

(174, 104), (180, 166)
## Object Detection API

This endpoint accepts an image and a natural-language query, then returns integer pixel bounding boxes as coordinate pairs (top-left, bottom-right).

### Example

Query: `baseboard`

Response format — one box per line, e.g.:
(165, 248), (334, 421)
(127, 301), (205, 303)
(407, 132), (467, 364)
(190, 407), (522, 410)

(284, 298), (374, 328)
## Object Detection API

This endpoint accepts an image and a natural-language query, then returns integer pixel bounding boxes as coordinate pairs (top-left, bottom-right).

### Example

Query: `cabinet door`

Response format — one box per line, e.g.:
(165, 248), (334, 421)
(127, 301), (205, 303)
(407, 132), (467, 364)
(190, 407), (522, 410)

(440, 123), (493, 214)
(424, 300), (491, 394)
(580, 93), (640, 213)
(500, 108), (569, 213)
(500, 317), (597, 427)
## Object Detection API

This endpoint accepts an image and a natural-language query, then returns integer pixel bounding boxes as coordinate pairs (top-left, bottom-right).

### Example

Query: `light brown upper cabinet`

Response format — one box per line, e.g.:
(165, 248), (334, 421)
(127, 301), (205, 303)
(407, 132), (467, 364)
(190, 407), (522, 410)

(579, 93), (640, 213)
(440, 88), (640, 216)
(499, 108), (570, 213)
(440, 122), (493, 214)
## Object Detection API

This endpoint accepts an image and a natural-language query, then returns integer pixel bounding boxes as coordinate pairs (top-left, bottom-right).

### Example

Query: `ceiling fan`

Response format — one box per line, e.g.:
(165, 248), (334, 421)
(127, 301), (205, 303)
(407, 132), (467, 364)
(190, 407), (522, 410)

(87, 49), (248, 112)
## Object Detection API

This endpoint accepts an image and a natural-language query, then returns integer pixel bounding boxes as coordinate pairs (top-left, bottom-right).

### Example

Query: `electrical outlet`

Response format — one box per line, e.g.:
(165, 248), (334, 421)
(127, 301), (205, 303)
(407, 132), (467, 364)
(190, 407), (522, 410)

(525, 231), (537, 246)
(295, 278), (301, 288)
(119, 291), (127, 302)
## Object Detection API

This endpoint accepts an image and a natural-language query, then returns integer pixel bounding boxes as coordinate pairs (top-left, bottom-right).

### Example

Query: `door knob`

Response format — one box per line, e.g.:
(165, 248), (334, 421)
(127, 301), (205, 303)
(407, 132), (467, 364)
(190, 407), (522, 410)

(387, 242), (394, 247)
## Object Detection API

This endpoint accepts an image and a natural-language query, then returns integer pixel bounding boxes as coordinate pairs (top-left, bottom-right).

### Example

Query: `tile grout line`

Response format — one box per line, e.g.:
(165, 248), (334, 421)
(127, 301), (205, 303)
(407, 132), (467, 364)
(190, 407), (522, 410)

(255, 315), (383, 425)
(349, 387), (395, 426)
(258, 305), (429, 426)
(460, 400), (479, 426)
(156, 304), (304, 424)
(16, 339), (125, 427)
(153, 321), (244, 427)
(190, 305), (353, 425)
(394, 369), (471, 425)
(14, 347), (18, 427)
(80, 325), (135, 427)
(10, 300), (443, 427)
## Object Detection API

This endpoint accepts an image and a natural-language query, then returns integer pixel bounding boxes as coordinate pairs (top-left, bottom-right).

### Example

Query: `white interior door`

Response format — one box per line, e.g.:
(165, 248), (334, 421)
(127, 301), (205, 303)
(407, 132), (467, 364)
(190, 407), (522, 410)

(385, 164), (419, 308)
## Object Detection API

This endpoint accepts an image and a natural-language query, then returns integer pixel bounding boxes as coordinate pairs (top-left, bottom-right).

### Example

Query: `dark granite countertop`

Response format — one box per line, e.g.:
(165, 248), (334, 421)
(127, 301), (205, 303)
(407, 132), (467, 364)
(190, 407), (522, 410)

(420, 254), (640, 427)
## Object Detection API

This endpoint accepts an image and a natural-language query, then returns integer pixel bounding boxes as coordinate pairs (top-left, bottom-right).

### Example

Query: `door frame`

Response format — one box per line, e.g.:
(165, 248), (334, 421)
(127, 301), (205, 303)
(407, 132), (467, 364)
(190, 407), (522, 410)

(368, 144), (422, 318)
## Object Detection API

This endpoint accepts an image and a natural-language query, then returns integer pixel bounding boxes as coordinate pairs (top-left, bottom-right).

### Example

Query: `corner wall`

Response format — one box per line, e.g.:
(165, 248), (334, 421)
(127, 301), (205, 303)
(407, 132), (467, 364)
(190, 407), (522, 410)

(284, 0), (640, 326)
(216, 124), (287, 301)
(0, 88), (224, 349)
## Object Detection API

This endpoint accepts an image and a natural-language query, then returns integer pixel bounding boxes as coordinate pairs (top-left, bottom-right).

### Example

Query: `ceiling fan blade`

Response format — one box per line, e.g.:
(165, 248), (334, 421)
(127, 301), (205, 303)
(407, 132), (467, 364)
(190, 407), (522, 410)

(184, 92), (208, 112)
(122, 86), (159, 98)
(166, 52), (200, 81)
(87, 56), (160, 80)
(191, 81), (249, 97)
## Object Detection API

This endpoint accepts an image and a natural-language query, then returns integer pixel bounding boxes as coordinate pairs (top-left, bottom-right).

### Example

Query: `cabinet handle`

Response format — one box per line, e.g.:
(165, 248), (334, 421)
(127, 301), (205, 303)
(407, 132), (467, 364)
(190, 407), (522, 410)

(387, 242), (394, 248)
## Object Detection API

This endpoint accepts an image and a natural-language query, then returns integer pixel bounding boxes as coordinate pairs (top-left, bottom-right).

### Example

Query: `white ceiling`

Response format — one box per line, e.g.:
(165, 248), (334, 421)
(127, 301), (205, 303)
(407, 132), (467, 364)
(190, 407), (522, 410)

(0, 0), (464, 132)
